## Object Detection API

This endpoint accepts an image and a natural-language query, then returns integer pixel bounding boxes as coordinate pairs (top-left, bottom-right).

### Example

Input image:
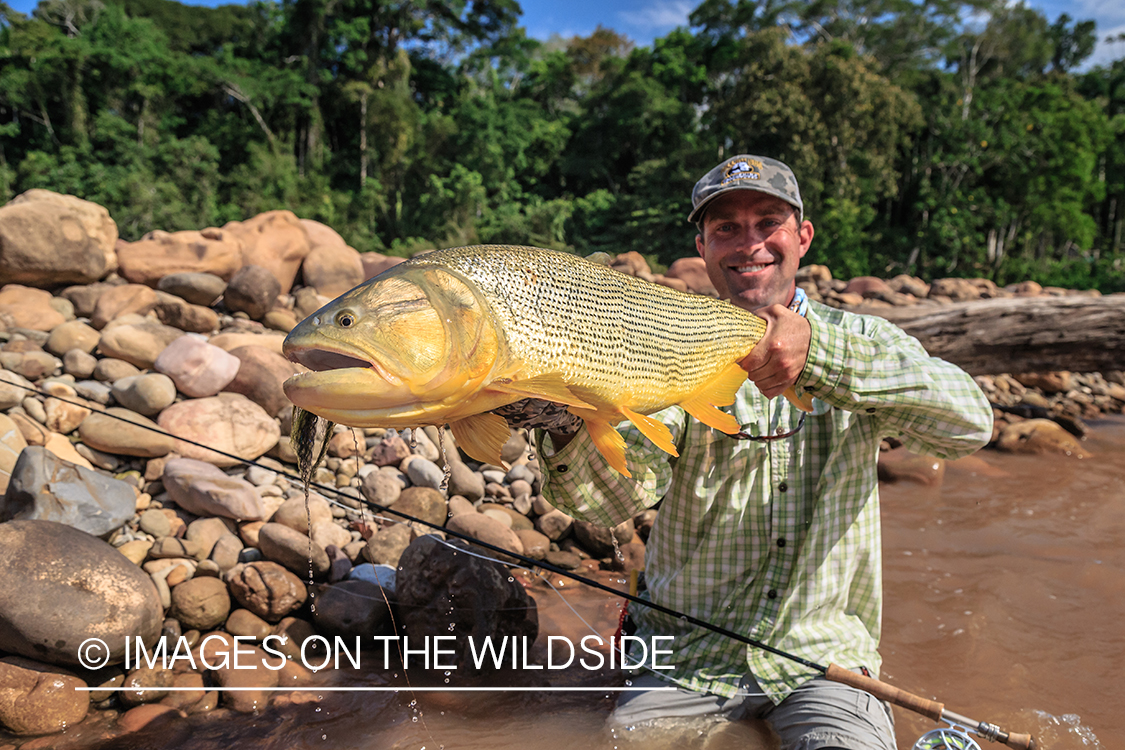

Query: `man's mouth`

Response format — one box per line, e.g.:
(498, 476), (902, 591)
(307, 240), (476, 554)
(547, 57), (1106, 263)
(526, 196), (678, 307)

(733, 262), (773, 273)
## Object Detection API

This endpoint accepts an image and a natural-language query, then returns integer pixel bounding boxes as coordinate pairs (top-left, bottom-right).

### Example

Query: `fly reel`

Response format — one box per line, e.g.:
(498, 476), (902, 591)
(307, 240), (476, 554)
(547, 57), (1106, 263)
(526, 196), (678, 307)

(913, 724), (984, 750)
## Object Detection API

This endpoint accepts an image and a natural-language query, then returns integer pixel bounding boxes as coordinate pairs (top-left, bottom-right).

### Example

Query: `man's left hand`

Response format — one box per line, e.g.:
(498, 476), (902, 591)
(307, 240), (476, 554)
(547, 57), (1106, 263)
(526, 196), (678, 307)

(739, 305), (812, 399)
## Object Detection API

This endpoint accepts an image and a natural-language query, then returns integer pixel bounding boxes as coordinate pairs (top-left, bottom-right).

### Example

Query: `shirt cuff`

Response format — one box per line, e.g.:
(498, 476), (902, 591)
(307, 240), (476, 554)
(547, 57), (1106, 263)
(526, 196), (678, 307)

(796, 313), (846, 397)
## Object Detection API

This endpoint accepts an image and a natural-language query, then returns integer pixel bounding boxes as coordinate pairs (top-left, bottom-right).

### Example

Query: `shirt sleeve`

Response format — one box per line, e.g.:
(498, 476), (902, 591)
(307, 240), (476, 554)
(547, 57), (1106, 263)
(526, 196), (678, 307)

(797, 311), (994, 459)
(536, 406), (686, 527)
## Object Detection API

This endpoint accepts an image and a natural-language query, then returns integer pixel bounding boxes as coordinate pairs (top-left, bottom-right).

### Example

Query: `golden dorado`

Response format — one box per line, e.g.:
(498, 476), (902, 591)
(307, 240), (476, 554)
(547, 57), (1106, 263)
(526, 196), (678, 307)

(282, 245), (811, 477)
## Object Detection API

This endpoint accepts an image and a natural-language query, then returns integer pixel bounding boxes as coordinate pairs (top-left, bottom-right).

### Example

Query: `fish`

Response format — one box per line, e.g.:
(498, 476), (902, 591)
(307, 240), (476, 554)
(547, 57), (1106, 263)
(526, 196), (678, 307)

(282, 244), (812, 478)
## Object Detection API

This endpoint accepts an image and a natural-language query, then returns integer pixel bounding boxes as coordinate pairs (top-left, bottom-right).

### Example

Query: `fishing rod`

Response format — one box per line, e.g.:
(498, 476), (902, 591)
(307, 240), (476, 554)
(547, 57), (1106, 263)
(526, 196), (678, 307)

(8, 380), (1037, 749)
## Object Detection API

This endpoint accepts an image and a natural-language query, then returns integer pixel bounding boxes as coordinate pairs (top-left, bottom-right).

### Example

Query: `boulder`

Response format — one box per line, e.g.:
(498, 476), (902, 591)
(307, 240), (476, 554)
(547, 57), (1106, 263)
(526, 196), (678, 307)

(0, 520), (163, 667)
(153, 335), (241, 398)
(157, 272), (227, 307)
(223, 210), (311, 294)
(360, 253), (406, 281)
(0, 657), (90, 736)
(158, 393), (280, 466)
(97, 318), (184, 369)
(996, 419), (1087, 458)
(0, 189), (117, 287)
(310, 580), (394, 637)
(0, 285), (66, 332)
(222, 345), (300, 416)
(162, 457), (268, 520)
(116, 228), (243, 286)
(301, 243), (365, 298)
(445, 512), (525, 562)
(1, 446), (137, 537)
(223, 264), (281, 321)
(395, 536), (537, 673)
(90, 284), (159, 329)
(665, 256), (716, 296)
(78, 407), (176, 458)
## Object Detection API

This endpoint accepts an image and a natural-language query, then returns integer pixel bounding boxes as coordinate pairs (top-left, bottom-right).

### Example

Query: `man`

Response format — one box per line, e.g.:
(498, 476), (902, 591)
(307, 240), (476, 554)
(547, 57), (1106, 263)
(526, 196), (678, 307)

(532, 155), (994, 749)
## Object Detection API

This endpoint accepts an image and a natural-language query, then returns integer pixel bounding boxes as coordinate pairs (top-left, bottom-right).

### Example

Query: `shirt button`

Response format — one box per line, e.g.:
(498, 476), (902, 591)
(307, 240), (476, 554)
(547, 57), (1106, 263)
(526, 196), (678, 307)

(556, 464), (569, 474)
(767, 589), (778, 600)
(777, 538), (787, 548)
(866, 407), (876, 414)
(778, 482), (788, 492)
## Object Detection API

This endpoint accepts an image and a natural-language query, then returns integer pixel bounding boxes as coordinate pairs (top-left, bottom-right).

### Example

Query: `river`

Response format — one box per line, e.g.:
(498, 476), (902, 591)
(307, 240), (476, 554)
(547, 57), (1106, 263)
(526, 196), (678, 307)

(35, 416), (1124, 750)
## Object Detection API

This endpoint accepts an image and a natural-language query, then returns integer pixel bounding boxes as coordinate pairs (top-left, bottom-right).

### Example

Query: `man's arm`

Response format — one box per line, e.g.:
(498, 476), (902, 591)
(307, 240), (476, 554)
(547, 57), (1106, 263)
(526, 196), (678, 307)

(796, 307), (993, 458)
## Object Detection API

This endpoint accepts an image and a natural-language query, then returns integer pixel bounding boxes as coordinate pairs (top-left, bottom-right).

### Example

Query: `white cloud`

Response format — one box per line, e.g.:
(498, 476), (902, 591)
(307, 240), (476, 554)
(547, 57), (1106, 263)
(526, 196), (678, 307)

(1087, 22), (1125, 67)
(617, 0), (693, 32)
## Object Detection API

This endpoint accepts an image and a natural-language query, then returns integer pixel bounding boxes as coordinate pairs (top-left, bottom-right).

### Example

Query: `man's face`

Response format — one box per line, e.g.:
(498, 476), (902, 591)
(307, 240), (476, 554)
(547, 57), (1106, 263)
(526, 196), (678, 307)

(695, 190), (814, 312)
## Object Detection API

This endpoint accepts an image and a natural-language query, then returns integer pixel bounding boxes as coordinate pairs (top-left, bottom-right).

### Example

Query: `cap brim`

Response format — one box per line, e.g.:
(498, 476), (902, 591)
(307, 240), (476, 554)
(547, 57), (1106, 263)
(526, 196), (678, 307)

(688, 184), (802, 224)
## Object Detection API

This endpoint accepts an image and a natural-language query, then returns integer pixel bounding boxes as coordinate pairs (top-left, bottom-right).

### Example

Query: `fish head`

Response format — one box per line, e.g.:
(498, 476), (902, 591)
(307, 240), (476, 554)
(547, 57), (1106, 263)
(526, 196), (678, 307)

(282, 263), (503, 425)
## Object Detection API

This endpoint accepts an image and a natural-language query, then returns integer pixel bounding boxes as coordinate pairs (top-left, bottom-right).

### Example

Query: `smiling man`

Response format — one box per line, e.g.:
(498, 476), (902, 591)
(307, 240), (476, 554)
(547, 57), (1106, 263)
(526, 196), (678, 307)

(534, 154), (994, 750)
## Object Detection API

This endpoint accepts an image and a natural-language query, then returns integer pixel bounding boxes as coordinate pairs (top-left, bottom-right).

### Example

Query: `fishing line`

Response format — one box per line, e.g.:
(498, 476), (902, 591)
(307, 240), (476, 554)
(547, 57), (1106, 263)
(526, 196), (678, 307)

(6, 380), (1038, 749)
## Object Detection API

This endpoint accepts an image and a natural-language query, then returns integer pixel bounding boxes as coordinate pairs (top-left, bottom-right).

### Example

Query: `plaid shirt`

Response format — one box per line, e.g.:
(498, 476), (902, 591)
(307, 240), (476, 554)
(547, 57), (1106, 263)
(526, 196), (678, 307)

(539, 300), (993, 702)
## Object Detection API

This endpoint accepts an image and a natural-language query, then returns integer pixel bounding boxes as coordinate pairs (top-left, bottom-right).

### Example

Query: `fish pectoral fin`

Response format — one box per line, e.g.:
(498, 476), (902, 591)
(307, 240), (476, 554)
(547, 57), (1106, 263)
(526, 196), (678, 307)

(679, 361), (746, 434)
(485, 374), (595, 409)
(582, 418), (632, 478)
(782, 387), (815, 413)
(449, 413), (512, 467)
(620, 406), (678, 457)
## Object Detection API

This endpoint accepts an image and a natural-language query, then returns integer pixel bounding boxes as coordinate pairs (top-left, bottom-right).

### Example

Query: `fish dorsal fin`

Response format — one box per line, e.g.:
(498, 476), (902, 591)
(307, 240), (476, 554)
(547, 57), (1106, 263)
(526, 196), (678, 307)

(620, 406), (679, 457)
(449, 413), (512, 467)
(679, 361), (746, 434)
(486, 374), (594, 409)
(783, 387), (815, 412)
(583, 418), (631, 478)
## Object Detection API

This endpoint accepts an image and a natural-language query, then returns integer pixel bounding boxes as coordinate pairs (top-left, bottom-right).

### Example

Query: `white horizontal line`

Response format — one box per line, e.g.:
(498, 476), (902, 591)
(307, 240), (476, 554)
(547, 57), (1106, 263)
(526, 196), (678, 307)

(76, 686), (676, 692)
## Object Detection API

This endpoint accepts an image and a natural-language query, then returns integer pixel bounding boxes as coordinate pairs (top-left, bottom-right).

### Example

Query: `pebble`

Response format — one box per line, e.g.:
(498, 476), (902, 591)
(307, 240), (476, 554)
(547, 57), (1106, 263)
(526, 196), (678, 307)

(404, 455), (444, 490)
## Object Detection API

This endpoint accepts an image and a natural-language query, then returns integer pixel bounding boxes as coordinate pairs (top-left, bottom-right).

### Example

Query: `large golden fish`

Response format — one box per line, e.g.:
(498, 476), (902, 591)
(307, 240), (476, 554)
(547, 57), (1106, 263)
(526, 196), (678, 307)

(282, 245), (809, 477)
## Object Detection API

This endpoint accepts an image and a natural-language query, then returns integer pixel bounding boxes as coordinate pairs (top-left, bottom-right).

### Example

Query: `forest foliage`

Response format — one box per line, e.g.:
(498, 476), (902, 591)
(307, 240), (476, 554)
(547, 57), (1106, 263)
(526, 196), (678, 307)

(1, 0), (1123, 290)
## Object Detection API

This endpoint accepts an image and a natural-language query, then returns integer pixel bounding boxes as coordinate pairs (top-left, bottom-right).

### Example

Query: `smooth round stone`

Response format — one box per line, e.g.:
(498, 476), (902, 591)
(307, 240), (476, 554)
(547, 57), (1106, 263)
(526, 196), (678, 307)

(363, 524), (413, 566)
(447, 495), (477, 517)
(404, 456), (444, 490)
(93, 358), (141, 382)
(390, 486), (448, 527)
(271, 495), (333, 535)
(63, 348), (97, 378)
(45, 319), (100, 356)
(226, 608), (272, 641)
(139, 508), (172, 538)
(445, 512), (525, 560)
(481, 469), (506, 485)
(171, 576), (231, 630)
(257, 522), (331, 578)
(360, 470), (401, 508)
(0, 658), (90, 736)
(446, 461), (484, 502)
(79, 407), (176, 458)
(163, 457), (267, 521)
(158, 393), (280, 467)
(153, 335), (240, 399)
(112, 373), (177, 416)
(157, 272), (227, 307)
(505, 464), (536, 484)
(346, 563), (397, 594)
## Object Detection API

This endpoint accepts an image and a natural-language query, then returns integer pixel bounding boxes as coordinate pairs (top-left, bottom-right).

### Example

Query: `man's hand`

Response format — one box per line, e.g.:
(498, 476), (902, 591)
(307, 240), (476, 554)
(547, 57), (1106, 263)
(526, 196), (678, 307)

(739, 304), (812, 399)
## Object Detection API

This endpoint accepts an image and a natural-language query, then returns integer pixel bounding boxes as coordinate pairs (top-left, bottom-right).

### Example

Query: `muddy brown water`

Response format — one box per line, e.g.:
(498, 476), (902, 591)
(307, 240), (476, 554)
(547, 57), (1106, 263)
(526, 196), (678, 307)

(38, 416), (1125, 750)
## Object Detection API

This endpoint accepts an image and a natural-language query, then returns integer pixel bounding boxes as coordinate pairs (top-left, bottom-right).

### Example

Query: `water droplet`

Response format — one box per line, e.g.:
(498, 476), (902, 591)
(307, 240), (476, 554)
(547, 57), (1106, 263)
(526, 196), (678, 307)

(412, 716), (419, 723)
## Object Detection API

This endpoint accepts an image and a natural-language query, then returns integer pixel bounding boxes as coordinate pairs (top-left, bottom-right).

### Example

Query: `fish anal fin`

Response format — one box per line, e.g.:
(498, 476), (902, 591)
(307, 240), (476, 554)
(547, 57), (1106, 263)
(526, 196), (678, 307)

(620, 406), (679, 457)
(486, 373), (594, 409)
(583, 418), (631, 478)
(783, 387), (815, 413)
(679, 361), (747, 434)
(449, 413), (512, 467)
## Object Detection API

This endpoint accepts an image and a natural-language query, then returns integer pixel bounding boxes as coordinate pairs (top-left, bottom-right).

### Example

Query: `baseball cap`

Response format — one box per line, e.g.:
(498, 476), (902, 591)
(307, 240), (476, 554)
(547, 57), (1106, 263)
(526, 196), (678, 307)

(688, 154), (803, 225)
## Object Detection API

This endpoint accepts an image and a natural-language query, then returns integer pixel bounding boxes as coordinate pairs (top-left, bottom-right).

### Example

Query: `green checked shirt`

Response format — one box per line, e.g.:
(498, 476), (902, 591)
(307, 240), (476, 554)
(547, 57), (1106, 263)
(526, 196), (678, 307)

(539, 300), (993, 703)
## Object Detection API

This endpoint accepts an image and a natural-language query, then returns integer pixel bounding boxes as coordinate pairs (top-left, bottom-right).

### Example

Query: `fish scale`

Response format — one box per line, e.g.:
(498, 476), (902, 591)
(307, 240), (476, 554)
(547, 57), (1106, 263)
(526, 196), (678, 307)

(409, 245), (766, 412)
(282, 244), (802, 477)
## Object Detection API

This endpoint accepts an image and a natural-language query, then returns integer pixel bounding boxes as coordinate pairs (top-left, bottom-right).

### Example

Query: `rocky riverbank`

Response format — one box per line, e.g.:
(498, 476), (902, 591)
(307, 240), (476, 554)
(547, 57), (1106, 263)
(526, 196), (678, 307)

(0, 189), (1119, 741)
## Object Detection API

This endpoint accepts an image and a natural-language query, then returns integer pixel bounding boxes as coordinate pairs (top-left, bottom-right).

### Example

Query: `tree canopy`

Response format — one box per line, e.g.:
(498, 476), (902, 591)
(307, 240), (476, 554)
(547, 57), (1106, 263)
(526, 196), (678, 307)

(0, 0), (1121, 290)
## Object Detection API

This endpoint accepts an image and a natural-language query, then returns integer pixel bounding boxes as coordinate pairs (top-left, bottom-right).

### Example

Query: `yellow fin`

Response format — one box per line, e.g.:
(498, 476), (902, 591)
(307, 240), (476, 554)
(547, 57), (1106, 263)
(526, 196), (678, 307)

(486, 374), (594, 409)
(449, 413), (512, 467)
(621, 406), (679, 457)
(679, 361), (747, 434)
(583, 418), (631, 478)
(783, 387), (815, 413)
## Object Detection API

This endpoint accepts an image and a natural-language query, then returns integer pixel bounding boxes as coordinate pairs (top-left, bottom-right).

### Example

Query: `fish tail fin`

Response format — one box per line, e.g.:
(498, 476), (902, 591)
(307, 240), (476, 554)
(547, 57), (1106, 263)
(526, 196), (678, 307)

(449, 413), (512, 467)
(620, 406), (678, 458)
(583, 418), (632, 478)
(783, 387), (815, 413)
(679, 361), (746, 435)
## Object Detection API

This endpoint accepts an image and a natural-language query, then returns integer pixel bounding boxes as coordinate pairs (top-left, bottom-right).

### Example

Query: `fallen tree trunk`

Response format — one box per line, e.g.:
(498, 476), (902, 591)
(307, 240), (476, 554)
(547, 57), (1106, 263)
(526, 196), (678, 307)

(849, 294), (1125, 375)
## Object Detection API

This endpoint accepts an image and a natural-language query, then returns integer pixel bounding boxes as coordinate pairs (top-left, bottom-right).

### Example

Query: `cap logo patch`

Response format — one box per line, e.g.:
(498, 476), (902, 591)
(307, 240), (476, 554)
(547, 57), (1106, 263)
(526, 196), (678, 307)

(721, 158), (763, 185)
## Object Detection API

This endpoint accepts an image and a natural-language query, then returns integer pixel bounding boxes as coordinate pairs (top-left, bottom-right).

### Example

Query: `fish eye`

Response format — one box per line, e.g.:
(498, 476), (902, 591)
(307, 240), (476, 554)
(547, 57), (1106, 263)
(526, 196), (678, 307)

(336, 311), (356, 328)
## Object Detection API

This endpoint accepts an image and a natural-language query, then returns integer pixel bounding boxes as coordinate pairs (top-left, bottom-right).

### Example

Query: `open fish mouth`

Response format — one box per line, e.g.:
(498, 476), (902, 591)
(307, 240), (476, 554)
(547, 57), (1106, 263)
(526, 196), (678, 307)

(288, 346), (372, 373)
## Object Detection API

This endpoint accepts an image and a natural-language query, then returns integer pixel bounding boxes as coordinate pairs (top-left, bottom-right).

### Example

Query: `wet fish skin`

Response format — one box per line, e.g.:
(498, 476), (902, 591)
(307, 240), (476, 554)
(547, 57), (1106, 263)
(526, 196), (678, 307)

(282, 244), (805, 476)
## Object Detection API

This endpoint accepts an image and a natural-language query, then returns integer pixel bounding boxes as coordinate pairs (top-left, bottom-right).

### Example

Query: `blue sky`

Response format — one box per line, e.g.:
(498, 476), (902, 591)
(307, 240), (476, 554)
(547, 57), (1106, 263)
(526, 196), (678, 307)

(6, 0), (1124, 67)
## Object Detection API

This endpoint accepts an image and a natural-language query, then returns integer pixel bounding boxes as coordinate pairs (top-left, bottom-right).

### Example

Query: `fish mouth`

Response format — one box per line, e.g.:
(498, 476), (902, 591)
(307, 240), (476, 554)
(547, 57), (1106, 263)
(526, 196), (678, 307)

(288, 346), (372, 373)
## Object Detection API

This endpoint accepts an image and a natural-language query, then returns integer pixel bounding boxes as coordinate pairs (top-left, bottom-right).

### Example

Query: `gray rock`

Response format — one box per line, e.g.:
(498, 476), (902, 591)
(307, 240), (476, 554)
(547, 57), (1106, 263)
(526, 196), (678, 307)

(93, 358), (140, 382)
(404, 456), (444, 490)
(447, 462), (485, 502)
(78, 407), (176, 458)
(72, 379), (112, 405)
(363, 523), (413, 566)
(311, 580), (395, 637)
(2, 446), (136, 538)
(257, 522), (331, 578)
(505, 464), (535, 484)
(157, 272), (227, 307)
(481, 469), (506, 485)
(111, 373), (177, 416)
(163, 457), (267, 520)
(138, 508), (172, 538)
(360, 470), (401, 507)
(63, 349), (98, 379)
(224, 265), (280, 320)
(347, 563), (397, 594)
(396, 535), (537, 673)
(534, 509), (573, 541)
(0, 520), (163, 667)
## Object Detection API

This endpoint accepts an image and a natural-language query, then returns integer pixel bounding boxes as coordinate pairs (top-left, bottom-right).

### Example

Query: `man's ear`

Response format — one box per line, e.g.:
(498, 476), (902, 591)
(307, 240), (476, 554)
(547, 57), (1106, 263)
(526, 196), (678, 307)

(695, 233), (706, 258)
(797, 220), (814, 260)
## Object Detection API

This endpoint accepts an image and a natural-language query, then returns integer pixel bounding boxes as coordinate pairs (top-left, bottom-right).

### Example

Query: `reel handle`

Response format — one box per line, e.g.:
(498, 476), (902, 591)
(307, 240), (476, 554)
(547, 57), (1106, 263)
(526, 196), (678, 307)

(1001, 732), (1036, 750)
(825, 664), (944, 720)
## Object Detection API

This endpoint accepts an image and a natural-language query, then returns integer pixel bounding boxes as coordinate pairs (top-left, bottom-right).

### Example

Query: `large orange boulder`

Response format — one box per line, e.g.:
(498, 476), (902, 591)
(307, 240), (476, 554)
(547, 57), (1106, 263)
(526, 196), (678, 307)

(224, 211), (311, 294)
(0, 190), (118, 287)
(0, 286), (66, 332)
(116, 228), (244, 286)
(666, 257), (717, 296)
(299, 220), (364, 297)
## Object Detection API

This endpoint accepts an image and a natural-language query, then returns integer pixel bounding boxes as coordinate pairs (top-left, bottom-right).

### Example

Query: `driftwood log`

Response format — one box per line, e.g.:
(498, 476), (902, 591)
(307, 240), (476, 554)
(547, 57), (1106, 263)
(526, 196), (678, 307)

(850, 294), (1125, 375)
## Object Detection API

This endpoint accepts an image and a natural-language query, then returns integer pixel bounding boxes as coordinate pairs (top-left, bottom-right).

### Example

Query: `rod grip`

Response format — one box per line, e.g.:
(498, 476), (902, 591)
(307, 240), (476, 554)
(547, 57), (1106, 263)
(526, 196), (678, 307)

(1003, 732), (1036, 750)
(824, 664), (945, 721)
